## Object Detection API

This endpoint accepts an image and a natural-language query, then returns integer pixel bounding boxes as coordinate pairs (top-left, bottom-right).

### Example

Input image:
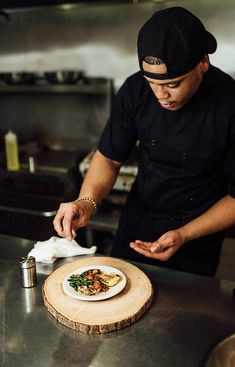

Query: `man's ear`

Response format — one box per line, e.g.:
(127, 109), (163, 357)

(200, 55), (210, 73)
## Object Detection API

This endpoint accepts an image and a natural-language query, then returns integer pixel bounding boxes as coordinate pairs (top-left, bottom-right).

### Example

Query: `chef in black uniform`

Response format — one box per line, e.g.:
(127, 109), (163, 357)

(53, 7), (235, 276)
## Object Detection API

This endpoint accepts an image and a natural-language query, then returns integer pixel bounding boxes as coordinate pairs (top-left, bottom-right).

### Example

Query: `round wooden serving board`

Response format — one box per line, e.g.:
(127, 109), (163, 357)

(42, 256), (154, 334)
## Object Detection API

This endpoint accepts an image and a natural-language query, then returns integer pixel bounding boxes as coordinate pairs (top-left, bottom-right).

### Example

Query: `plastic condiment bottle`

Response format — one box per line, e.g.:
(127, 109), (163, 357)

(4, 130), (20, 171)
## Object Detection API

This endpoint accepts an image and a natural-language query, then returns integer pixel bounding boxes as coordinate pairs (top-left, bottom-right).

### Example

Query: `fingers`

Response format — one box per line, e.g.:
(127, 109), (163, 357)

(133, 240), (152, 249)
(130, 241), (156, 258)
(53, 215), (73, 241)
(53, 210), (64, 236)
(53, 200), (94, 240)
(53, 202), (78, 240)
(130, 241), (171, 261)
(62, 212), (76, 240)
(130, 232), (181, 262)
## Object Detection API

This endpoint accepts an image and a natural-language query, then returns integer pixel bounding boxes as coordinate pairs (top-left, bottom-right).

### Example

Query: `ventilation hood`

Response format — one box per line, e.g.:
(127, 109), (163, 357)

(0, 0), (139, 10)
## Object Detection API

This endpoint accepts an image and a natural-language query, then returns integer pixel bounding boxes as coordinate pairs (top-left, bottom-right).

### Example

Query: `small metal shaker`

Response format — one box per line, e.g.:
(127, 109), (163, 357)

(20, 256), (37, 288)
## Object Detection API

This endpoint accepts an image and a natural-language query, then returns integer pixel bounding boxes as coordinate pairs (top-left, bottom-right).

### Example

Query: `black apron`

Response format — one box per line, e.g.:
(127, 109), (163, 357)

(111, 190), (224, 276)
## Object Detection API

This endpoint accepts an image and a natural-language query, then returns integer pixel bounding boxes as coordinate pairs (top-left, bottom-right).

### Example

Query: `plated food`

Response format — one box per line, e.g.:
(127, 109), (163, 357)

(62, 265), (127, 301)
(67, 268), (121, 296)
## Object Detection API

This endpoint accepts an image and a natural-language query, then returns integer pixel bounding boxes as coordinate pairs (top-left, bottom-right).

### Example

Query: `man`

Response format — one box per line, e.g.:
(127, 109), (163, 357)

(53, 7), (235, 276)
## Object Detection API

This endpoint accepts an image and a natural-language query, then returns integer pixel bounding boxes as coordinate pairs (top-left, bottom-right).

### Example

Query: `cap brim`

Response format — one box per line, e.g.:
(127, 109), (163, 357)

(207, 31), (217, 54)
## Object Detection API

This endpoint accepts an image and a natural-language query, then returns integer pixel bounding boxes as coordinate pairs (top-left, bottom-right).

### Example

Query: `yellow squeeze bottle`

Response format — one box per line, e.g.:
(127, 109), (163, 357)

(5, 130), (20, 171)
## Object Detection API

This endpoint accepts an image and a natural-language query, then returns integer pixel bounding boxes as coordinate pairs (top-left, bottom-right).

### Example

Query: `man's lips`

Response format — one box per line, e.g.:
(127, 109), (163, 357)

(159, 101), (175, 108)
(159, 100), (174, 104)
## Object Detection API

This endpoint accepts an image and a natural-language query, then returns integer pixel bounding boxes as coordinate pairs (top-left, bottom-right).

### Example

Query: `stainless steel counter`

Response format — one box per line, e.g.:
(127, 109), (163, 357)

(1, 234), (235, 367)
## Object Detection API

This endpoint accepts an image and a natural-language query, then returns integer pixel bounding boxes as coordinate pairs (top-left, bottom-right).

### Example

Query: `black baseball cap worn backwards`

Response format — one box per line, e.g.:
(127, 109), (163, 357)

(137, 7), (217, 80)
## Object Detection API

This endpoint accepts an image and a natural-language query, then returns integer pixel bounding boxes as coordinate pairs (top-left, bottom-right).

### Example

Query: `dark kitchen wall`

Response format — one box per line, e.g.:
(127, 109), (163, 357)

(0, 1), (234, 86)
(0, 90), (112, 147)
(0, 0), (235, 146)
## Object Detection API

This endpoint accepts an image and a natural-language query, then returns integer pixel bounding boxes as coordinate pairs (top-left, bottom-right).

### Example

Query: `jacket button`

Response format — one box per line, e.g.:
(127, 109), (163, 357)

(151, 139), (156, 146)
(189, 197), (194, 201)
(181, 152), (187, 158)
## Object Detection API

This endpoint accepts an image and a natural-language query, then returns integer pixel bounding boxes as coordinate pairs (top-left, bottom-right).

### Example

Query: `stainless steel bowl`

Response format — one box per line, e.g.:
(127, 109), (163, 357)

(44, 70), (84, 84)
(0, 72), (35, 84)
(205, 334), (235, 367)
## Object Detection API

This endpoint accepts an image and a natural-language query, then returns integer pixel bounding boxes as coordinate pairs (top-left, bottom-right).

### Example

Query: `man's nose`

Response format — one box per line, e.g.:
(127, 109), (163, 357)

(154, 85), (170, 99)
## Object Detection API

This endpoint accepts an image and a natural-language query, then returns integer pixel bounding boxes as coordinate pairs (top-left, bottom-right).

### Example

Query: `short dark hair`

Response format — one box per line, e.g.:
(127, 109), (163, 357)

(143, 56), (165, 65)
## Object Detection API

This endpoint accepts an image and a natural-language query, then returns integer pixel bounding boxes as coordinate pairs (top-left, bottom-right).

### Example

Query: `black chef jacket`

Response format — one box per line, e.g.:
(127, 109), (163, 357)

(98, 65), (235, 275)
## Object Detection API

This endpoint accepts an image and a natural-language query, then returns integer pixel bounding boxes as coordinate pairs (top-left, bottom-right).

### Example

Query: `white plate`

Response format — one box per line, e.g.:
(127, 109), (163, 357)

(62, 265), (127, 301)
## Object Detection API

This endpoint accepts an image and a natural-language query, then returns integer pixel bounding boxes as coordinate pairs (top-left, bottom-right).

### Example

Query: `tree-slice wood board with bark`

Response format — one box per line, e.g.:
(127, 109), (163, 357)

(42, 256), (154, 334)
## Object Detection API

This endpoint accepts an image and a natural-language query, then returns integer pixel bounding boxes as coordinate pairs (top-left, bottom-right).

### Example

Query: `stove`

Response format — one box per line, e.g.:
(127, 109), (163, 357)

(0, 141), (89, 240)
(0, 141), (89, 200)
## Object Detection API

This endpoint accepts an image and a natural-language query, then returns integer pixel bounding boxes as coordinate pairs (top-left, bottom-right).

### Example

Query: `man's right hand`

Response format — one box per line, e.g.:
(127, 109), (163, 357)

(53, 150), (122, 240)
(53, 200), (94, 241)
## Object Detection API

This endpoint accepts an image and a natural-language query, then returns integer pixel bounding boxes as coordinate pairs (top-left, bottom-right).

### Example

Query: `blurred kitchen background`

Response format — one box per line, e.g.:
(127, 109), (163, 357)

(0, 0), (235, 280)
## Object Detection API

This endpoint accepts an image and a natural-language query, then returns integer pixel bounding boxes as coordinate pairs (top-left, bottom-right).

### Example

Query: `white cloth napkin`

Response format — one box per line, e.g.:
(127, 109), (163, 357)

(27, 236), (97, 264)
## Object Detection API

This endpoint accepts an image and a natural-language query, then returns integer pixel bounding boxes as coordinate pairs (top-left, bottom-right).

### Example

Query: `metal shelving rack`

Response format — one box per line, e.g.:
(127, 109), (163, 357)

(0, 79), (112, 94)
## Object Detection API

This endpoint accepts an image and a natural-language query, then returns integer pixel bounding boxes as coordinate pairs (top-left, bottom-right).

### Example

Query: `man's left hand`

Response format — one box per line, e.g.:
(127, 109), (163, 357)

(130, 229), (186, 261)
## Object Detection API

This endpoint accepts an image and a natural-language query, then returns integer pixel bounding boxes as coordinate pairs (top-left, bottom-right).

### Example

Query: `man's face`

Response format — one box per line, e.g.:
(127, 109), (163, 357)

(142, 58), (209, 111)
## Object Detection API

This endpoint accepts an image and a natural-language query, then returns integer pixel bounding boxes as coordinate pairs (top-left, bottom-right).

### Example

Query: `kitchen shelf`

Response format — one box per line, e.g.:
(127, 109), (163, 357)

(0, 80), (112, 94)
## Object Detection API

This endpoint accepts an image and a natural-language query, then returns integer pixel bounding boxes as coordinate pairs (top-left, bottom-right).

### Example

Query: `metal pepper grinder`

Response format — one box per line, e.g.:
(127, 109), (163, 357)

(19, 256), (37, 288)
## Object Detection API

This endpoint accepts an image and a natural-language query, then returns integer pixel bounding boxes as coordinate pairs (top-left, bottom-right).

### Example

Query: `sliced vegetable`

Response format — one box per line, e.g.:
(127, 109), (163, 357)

(67, 268), (121, 296)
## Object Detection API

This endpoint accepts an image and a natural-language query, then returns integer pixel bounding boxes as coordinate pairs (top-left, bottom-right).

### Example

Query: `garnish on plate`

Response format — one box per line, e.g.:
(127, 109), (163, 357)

(67, 268), (121, 296)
